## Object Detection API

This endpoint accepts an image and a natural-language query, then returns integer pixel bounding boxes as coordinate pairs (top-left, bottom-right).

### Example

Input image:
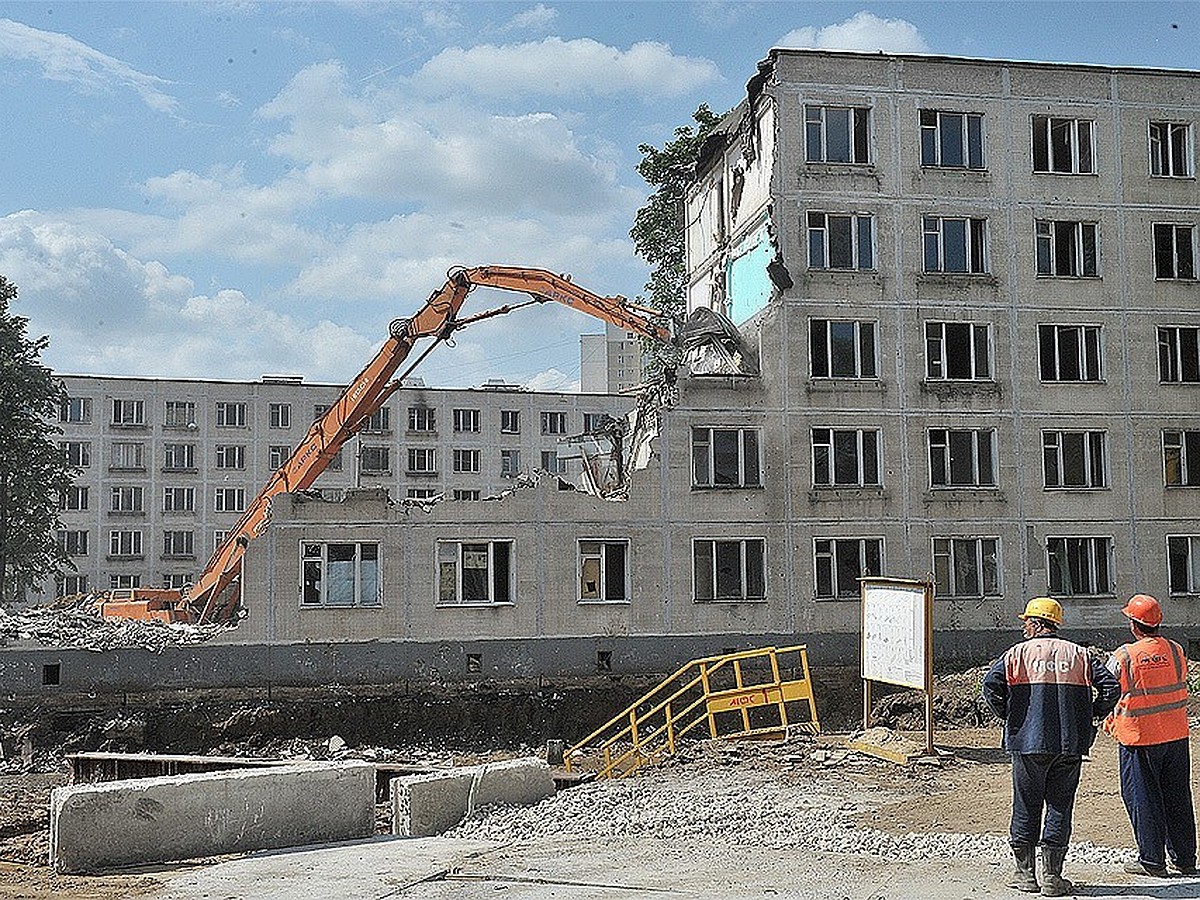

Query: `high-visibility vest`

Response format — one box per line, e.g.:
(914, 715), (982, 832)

(1106, 636), (1190, 746)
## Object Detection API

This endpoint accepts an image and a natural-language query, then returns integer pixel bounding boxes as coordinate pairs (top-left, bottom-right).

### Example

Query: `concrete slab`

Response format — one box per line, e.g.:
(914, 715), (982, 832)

(391, 758), (555, 838)
(51, 761), (375, 874)
(470, 758), (555, 810)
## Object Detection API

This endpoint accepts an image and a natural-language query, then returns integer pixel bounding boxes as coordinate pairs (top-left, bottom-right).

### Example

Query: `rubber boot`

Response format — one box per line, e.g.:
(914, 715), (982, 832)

(1008, 845), (1039, 893)
(1040, 846), (1073, 897)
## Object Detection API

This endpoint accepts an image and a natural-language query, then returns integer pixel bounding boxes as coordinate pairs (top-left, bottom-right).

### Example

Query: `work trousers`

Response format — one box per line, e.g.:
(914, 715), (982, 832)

(1118, 738), (1197, 870)
(1010, 753), (1083, 849)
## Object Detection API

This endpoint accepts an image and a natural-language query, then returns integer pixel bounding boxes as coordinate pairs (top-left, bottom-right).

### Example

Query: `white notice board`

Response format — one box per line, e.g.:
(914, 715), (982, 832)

(861, 578), (930, 690)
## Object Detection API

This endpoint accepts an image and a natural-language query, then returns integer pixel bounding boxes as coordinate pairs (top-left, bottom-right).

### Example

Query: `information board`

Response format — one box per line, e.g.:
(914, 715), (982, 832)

(860, 578), (929, 690)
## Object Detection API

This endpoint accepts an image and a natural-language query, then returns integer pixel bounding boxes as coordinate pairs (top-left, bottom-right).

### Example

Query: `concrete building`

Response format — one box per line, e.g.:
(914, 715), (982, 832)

(580, 323), (645, 394)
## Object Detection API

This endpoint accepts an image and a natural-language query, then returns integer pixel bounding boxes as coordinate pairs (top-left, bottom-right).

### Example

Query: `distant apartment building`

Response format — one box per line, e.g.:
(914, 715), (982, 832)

(580, 323), (644, 394)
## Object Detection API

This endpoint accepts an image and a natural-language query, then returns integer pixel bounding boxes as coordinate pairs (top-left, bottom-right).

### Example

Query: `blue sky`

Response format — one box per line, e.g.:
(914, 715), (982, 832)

(1, 2), (1195, 390)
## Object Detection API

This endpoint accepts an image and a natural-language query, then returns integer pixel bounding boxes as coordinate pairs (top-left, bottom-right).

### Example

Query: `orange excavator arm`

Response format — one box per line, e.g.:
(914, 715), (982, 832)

(103, 266), (673, 626)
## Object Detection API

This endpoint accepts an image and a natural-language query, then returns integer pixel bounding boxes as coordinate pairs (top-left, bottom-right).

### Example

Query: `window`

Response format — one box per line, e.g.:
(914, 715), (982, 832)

(453, 408), (481, 433)
(1043, 431), (1107, 489)
(313, 403), (331, 422)
(108, 529), (144, 557)
(806, 212), (874, 270)
(815, 538), (882, 599)
(692, 427), (761, 488)
(361, 407), (391, 434)
(109, 441), (145, 471)
(58, 530), (88, 556)
(810, 320), (876, 378)
(164, 401), (196, 428)
(268, 445), (292, 469)
(453, 489), (481, 501)
(111, 399), (144, 426)
(59, 397), (91, 423)
(110, 485), (144, 513)
(1164, 430), (1200, 486)
(1039, 324), (1103, 382)
(579, 540), (628, 602)
(163, 573), (192, 590)
(923, 216), (987, 273)
(1159, 326), (1200, 383)
(1150, 122), (1193, 177)
(500, 449), (521, 478)
(1032, 116), (1096, 174)
(929, 429), (996, 487)
(56, 574), (88, 596)
(1036, 220), (1098, 277)
(163, 486), (195, 512)
(1168, 536), (1200, 594)
(215, 402), (246, 427)
(407, 447), (436, 474)
(453, 449), (481, 473)
(407, 488), (439, 500)
(541, 411), (568, 435)
(59, 485), (88, 511)
(438, 540), (512, 605)
(215, 445), (245, 470)
(214, 487), (245, 513)
(583, 412), (607, 433)
(163, 530), (194, 558)
(408, 406), (436, 432)
(925, 322), (991, 380)
(61, 441), (90, 468)
(932, 537), (999, 598)
(811, 428), (879, 487)
(693, 538), (765, 602)
(302, 542), (380, 607)
(213, 530), (228, 553)
(1047, 536), (1112, 595)
(805, 104), (870, 164)
(500, 410), (520, 434)
(541, 450), (567, 475)
(109, 574), (141, 589)
(162, 442), (196, 471)
(269, 403), (291, 429)
(360, 446), (390, 474)
(1153, 224), (1196, 279)
(920, 110), (984, 169)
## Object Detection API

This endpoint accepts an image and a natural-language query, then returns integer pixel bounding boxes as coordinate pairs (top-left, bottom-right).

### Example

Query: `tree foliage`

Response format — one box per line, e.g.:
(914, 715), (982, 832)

(0, 275), (74, 604)
(630, 103), (723, 320)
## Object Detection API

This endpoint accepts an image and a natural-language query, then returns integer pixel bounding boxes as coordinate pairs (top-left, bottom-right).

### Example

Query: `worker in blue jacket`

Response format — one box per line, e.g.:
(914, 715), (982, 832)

(982, 597), (1121, 896)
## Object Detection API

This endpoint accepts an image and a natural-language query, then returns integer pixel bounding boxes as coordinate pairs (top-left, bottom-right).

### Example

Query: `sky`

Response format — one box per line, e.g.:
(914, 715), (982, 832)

(1, 2), (1195, 392)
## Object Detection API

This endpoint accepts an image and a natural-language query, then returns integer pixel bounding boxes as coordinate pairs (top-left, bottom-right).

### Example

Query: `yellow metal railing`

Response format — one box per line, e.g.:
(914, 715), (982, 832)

(564, 645), (819, 779)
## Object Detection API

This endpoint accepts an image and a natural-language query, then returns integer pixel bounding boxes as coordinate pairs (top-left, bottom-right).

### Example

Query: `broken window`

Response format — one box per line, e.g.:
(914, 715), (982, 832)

(215, 402), (246, 428)
(1036, 221), (1099, 277)
(1150, 122), (1193, 177)
(407, 447), (436, 474)
(923, 216), (988, 273)
(437, 540), (512, 605)
(1039, 324), (1103, 382)
(453, 408), (481, 433)
(1047, 536), (1112, 595)
(162, 530), (194, 558)
(810, 320), (876, 378)
(162, 442), (196, 471)
(453, 449), (481, 473)
(301, 542), (380, 607)
(811, 428), (880, 488)
(110, 441), (145, 471)
(920, 109), (985, 169)
(815, 538), (882, 599)
(925, 322), (991, 381)
(109, 485), (144, 513)
(1032, 116), (1096, 174)
(360, 445), (390, 474)
(1163, 430), (1200, 487)
(60, 441), (90, 468)
(693, 538), (765, 602)
(59, 397), (91, 424)
(59, 485), (88, 511)
(214, 487), (245, 513)
(1153, 224), (1196, 279)
(164, 401), (196, 428)
(408, 406), (436, 432)
(1168, 535), (1200, 594)
(215, 444), (245, 470)
(929, 429), (996, 488)
(805, 104), (870, 164)
(108, 529), (143, 558)
(111, 399), (145, 426)
(269, 403), (291, 429)
(1043, 431), (1107, 489)
(692, 427), (761, 488)
(162, 486), (195, 512)
(57, 530), (88, 556)
(806, 212), (874, 270)
(1158, 326), (1200, 382)
(579, 540), (628, 603)
(500, 449), (521, 478)
(541, 411), (568, 435)
(932, 537), (999, 598)
(500, 410), (520, 434)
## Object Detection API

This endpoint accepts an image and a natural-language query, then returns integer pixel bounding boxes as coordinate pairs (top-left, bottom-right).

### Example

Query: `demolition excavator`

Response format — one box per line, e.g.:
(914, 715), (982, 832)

(98, 266), (676, 626)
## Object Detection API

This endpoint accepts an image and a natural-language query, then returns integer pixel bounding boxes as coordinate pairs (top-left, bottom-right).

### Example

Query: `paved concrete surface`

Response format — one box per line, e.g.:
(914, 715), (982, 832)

(149, 835), (1200, 899)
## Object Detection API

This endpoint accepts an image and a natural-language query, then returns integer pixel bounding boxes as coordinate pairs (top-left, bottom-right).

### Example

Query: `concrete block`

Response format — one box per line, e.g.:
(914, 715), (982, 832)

(51, 762), (375, 874)
(391, 769), (477, 838)
(471, 758), (555, 810)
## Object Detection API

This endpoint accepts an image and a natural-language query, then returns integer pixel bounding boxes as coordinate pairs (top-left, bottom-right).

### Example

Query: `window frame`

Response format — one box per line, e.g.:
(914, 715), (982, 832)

(301, 541), (382, 608)
(436, 539), (514, 606)
(162, 486), (196, 512)
(1046, 535), (1113, 596)
(928, 428), (997, 488)
(1042, 430), (1108, 489)
(59, 397), (91, 424)
(1035, 220), (1099, 278)
(932, 536), (1000, 598)
(108, 528), (144, 558)
(811, 427), (880, 488)
(500, 449), (521, 478)
(1163, 429), (1200, 487)
(110, 441), (146, 471)
(268, 402), (291, 429)
(1149, 121), (1194, 178)
(578, 538), (630, 604)
(59, 485), (89, 511)
(1152, 223), (1196, 280)
(692, 537), (767, 603)
(1038, 324), (1104, 382)
(453, 408), (481, 433)
(407, 447), (437, 475)
(1032, 115), (1097, 175)
(1167, 534), (1200, 595)
(810, 319), (877, 379)
(109, 484), (144, 514)
(806, 211), (876, 271)
(60, 441), (91, 468)
(359, 445), (391, 475)
(814, 537), (883, 600)
(804, 103), (871, 164)
(408, 406), (436, 433)
(924, 321), (992, 381)
(214, 444), (246, 470)
(214, 487), (245, 513)
(919, 109), (985, 169)
(691, 426), (762, 489)
(500, 410), (520, 434)
(111, 398), (145, 427)
(215, 402), (247, 428)
(452, 448), (481, 474)
(541, 411), (568, 435)
(923, 216), (988, 274)
(162, 442), (196, 471)
(162, 529), (195, 558)
(164, 401), (196, 428)
(1157, 326), (1200, 383)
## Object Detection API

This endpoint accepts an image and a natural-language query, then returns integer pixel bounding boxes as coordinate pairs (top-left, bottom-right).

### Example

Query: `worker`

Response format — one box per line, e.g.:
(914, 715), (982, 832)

(982, 597), (1120, 896)
(1103, 593), (1197, 878)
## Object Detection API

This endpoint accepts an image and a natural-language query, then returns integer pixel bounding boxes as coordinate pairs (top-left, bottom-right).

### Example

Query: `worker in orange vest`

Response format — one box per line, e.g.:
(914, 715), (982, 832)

(1104, 594), (1197, 878)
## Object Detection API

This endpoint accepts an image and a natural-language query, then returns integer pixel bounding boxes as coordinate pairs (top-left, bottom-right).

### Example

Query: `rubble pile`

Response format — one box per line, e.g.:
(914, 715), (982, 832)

(0, 603), (224, 652)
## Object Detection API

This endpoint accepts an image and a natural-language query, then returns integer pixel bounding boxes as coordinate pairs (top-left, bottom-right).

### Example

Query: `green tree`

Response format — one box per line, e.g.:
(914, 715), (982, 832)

(0, 275), (75, 604)
(630, 103), (723, 320)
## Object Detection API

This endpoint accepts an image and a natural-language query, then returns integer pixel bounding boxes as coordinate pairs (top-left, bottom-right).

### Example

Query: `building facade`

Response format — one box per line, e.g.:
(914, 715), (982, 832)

(580, 323), (645, 394)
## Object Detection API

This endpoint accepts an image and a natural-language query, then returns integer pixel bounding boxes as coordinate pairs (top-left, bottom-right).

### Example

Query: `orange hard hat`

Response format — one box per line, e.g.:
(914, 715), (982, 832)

(1122, 593), (1163, 628)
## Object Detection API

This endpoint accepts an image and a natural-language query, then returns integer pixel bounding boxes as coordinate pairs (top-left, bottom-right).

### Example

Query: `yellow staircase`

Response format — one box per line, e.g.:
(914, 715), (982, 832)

(565, 645), (819, 779)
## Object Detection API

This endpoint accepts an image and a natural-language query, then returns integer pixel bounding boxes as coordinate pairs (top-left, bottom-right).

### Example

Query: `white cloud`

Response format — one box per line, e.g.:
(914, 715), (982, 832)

(503, 4), (558, 32)
(0, 18), (179, 115)
(777, 11), (930, 54)
(523, 368), (579, 392)
(411, 37), (719, 99)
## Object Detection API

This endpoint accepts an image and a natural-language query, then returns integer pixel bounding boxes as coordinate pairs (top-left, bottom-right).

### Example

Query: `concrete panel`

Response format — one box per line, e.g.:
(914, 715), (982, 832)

(392, 769), (476, 838)
(471, 758), (555, 810)
(51, 762), (375, 874)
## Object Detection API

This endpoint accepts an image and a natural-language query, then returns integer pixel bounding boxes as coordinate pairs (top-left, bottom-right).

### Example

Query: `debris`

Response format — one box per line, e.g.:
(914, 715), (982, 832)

(0, 600), (227, 652)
